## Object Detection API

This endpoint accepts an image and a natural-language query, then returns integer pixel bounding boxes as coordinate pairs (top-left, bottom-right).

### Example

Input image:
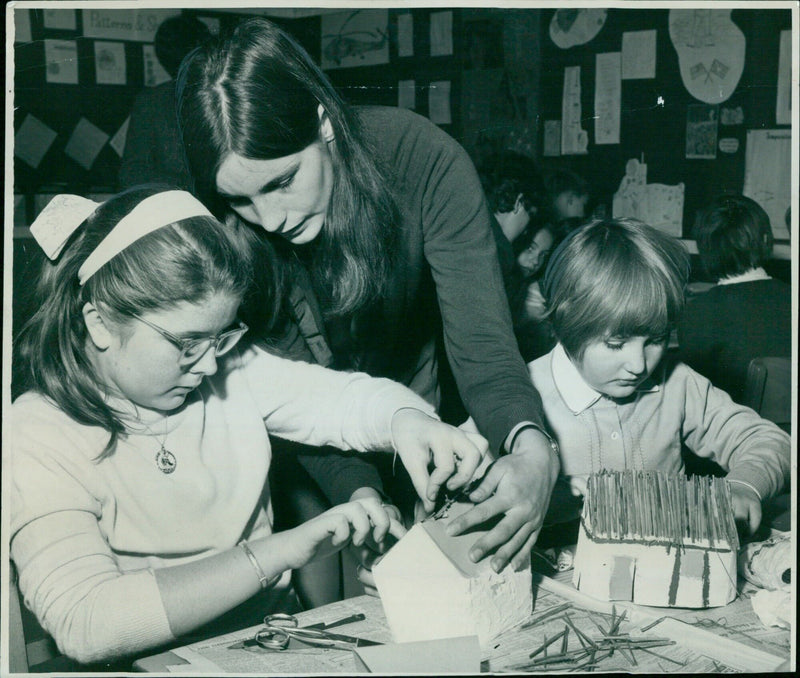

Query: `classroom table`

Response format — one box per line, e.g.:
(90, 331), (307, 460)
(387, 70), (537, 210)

(133, 565), (791, 673)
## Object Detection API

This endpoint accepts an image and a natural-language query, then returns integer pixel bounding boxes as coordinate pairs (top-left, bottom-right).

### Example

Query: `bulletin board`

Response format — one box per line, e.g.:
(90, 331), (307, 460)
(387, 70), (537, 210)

(537, 8), (792, 241)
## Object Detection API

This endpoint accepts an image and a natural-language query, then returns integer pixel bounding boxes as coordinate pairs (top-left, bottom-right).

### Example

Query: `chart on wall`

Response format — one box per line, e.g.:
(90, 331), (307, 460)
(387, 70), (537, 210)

(743, 130), (791, 241)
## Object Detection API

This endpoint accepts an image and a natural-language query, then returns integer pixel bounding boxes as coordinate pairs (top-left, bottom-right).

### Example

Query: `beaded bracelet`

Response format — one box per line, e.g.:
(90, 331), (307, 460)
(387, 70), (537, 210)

(239, 541), (282, 590)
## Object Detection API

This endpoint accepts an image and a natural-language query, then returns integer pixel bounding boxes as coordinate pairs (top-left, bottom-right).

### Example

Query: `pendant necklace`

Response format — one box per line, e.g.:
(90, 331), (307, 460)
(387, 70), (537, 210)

(140, 415), (177, 474)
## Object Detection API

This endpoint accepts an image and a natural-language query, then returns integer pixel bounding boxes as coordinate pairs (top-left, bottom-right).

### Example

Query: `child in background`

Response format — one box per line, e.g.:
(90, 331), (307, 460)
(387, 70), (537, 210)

(544, 169), (590, 222)
(529, 218), (789, 535)
(678, 195), (791, 404)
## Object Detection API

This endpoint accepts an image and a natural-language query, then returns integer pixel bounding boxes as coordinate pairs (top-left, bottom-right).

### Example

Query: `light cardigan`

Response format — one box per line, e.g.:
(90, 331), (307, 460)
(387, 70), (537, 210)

(528, 344), (789, 504)
(9, 344), (435, 663)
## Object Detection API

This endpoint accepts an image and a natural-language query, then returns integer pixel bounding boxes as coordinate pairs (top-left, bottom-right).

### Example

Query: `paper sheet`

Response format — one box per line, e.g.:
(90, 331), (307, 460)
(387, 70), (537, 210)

(428, 80), (451, 125)
(612, 158), (685, 236)
(429, 11), (453, 57)
(321, 9), (389, 70)
(775, 30), (791, 125)
(44, 9), (77, 30)
(14, 8), (32, 43)
(595, 52), (621, 145)
(397, 80), (415, 110)
(143, 44), (171, 87)
(743, 129), (791, 240)
(622, 30), (657, 79)
(543, 120), (562, 157)
(109, 117), (130, 157)
(82, 8), (180, 42)
(397, 13), (413, 57)
(561, 66), (588, 155)
(14, 114), (58, 169)
(64, 118), (109, 170)
(94, 41), (127, 85)
(549, 9), (607, 49)
(685, 104), (718, 159)
(45, 39), (79, 85)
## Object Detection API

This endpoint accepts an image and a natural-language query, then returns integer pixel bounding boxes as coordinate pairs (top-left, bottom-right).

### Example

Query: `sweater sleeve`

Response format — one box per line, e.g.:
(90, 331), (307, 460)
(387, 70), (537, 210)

(680, 365), (790, 500)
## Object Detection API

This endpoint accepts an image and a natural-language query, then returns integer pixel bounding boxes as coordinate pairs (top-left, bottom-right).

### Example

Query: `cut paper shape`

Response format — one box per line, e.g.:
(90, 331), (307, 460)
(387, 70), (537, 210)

(94, 41), (127, 85)
(776, 30), (791, 125)
(743, 129), (791, 240)
(718, 137), (739, 154)
(352, 636), (481, 674)
(549, 9), (606, 49)
(543, 120), (561, 157)
(143, 44), (171, 87)
(612, 158), (684, 237)
(573, 471), (738, 608)
(594, 52), (621, 145)
(397, 14), (413, 57)
(64, 118), (109, 170)
(109, 117), (130, 157)
(720, 105), (744, 125)
(44, 9), (77, 30)
(397, 80), (415, 110)
(373, 501), (532, 649)
(14, 114), (58, 169)
(321, 9), (389, 70)
(430, 11), (453, 56)
(621, 30), (657, 80)
(561, 66), (588, 154)
(685, 104), (718, 159)
(15, 8), (32, 43)
(45, 39), (79, 84)
(669, 9), (745, 104)
(428, 80), (451, 124)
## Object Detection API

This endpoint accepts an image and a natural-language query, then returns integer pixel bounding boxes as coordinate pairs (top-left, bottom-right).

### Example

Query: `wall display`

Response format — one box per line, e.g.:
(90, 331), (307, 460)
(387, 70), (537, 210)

(543, 120), (561, 156)
(82, 8), (180, 42)
(398, 80), (415, 109)
(775, 30), (791, 125)
(64, 118), (109, 170)
(612, 158), (685, 237)
(743, 130), (791, 240)
(685, 104), (719, 159)
(621, 29), (657, 79)
(561, 66), (588, 154)
(94, 41), (127, 85)
(429, 11), (453, 57)
(44, 39), (79, 84)
(549, 8), (607, 49)
(44, 9), (77, 30)
(321, 9), (389, 70)
(109, 117), (130, 157)
(14, 8), (32, 43)
(594, 52), (621, 145)
(14, 115), (58, 169)
(396, 13), (413, 57)
(428, 81), (452, 125)
(669, 9), (745, 104)
(143, 44), (171, 87)
(718, 137), (739, 154)
(720, 105), (744, 125)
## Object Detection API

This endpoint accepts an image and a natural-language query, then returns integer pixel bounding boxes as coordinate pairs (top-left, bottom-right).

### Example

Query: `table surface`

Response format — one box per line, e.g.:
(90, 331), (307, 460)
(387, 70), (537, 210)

(134, 568), (791, 674)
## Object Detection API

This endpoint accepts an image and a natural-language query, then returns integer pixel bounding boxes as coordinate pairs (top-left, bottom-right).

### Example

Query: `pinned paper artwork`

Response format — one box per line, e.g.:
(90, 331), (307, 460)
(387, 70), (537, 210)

(64, 118), (109, 170)
(430, 11), (453, 57)
(398, 80), (415, 110)
(621, 30), (657, 80)
(612, 158), (684, 237)
(44, 9), (77, 30)
(45, 39), (79, 85)
(573, 471), (739, 608)
(109, 117), (130, 157)
(669, 9), (745, 104)
(686, 104), (719, 159)
(373, 501), (532, 649)
(428, 81), (452, 125)
(15, 115), (58, 169)
(143, 44), (171, 87)
(720, 105), (744, 126)
(561, 67), (588, 155)
(594, 52), (621, 145)
(543, 120), (562, 157)
(397, 14), (413, 57)
(549, 9), (607, 49)
(94, 41), (127, 85)
(321, 9), (389, 70)
(775, 31), (791, 125)
(718, 137), (739, 154)
(743, 130), (791, 240)
(15, 8), (33, 43)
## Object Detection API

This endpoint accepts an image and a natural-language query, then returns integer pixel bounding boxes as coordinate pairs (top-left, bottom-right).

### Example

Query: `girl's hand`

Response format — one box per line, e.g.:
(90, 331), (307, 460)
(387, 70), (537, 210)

(391, 409), (487, 513)
(729, 482), (762, 536)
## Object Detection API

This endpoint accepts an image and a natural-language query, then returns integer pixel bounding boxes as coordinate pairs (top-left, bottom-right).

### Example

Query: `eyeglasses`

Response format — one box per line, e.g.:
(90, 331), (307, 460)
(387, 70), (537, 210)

(131, 314), (249, 365)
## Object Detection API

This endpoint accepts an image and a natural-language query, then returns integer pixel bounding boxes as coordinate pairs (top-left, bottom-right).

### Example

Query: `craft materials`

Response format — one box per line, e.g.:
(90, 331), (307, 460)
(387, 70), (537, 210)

(738, 533), (791, 591)
(572, 470), (739, 607)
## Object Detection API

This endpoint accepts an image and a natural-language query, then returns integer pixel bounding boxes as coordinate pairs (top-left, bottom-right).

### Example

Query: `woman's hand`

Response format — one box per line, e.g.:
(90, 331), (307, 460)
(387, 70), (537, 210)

(729, 482), (762, 536)
(391, 409), (487, 513)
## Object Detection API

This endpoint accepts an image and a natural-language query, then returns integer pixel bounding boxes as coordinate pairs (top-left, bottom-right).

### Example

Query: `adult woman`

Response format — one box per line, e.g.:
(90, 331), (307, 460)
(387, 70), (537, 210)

(178, 18), (559, 573)
(9, 187), (484, 663)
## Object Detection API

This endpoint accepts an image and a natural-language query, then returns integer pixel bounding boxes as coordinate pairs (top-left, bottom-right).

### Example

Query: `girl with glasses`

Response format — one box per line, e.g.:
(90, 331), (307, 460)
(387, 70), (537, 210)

(9, 186), (486, 665)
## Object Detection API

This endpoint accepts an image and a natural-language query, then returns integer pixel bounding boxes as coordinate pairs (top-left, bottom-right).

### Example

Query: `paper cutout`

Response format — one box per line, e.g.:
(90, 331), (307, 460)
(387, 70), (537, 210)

(82, 9), (180, 42)
(321, 9), (389, 70)
(743, 130), (791, 240)
(549, 9), (607, 49)
(397, 80), (415, 110)
(612, 158), (685, 237)
(669, 9), (745, 104)
(34, 194), (59, 219)
(44, 9), (76, 30)
(686, 104), (718, 159)
(720, 105), (744, 125)
(64, 118), (109, 170)
(397, 14), (413, 57)
(352, 636), (481, 674)
(14, 8), (32, 43)
(561, 66), (588, 155)
(622, 30), (657, 80)
(94, 41), (127, 85)
(109, 117), (130, 157)
(14, 115), (58, 169)
(718, 137), (739, 154)
(595, 52), (621, 145)
(45, 39), (79, 84)
(776, 30), (791, 125)
(543, 120), (561, 157)
(143, 44), (171, 87)
(428, 81), (451, 125)
(430, 11), (453, 57)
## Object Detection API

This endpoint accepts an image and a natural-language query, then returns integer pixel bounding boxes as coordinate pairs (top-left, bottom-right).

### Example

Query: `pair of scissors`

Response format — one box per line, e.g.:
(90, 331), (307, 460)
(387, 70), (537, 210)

(233, 613), (382, 651)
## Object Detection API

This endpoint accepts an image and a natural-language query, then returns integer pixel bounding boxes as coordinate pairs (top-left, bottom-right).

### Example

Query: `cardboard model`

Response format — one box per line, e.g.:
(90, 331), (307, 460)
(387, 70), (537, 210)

(572, 470), (739, 608)
(373, 500), (532, 648)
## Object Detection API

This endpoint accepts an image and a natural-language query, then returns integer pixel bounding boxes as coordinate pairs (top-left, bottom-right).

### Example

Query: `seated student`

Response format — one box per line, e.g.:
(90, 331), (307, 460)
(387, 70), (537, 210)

(677, 195), (791, 404)
(528, 218), (789, 534)
(9, 187), (486, 665)
(544, 169), (590, 222)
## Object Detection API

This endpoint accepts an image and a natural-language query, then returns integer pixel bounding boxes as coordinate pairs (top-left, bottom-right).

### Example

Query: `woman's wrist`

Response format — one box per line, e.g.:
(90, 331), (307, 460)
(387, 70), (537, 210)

(238, 536), (288, 589)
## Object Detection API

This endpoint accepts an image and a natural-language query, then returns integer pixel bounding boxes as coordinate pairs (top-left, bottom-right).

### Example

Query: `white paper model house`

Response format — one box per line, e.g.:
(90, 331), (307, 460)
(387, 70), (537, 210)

(373, 501), (532, 648)
(572, 470), (739, 608)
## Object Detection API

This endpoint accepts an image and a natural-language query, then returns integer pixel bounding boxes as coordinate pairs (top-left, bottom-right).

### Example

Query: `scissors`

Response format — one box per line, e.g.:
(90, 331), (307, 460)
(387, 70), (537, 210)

(229, 613), (382, 651)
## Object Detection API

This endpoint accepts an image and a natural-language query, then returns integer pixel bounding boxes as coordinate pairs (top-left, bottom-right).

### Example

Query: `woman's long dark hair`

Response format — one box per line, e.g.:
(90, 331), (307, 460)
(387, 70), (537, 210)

(178, 18), (399, 319)
(14, 186), (254, 458)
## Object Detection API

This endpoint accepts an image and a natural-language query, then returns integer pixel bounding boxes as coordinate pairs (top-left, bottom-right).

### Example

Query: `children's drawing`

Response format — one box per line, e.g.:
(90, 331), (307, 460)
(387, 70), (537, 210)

(669, 9), (745, 104)
(321, 9), (389, 70)
(612, 158), (685, 237)
(549, 8), (607, 49)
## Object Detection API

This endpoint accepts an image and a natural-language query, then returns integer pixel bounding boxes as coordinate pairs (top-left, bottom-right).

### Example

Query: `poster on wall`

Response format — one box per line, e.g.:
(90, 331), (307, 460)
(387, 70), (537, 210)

(743, 130), (791, 240)
(64, 118), (110, 170)
(14, 8), (32, 43)
(94, 41), (127, 85)
(685, 104), (718, 159)
(44, 9), (77, 30)
(594, 52), (621, 145)
(561, 66), (588, 154)
(82, 8), (180, 42)
(14, 115), (58, 169)
(621, 30), (656, 80)
(44, 39), (79, 84)
(321, 9), (389, 70)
